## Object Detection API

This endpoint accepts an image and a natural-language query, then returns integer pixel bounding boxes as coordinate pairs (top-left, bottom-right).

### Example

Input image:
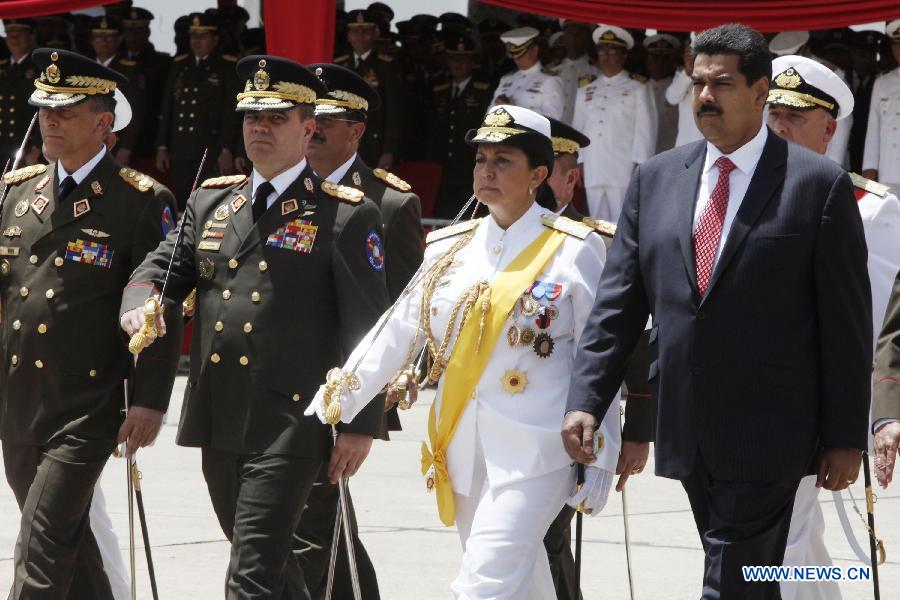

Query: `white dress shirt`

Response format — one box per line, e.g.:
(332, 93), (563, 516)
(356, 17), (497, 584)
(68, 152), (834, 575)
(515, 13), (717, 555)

(251, 158), (307, 209)
(323, 153), (357, 184)
(354, 49), (372, 68)
(57, 146), (107, 186)
(692, 123), (768, 263)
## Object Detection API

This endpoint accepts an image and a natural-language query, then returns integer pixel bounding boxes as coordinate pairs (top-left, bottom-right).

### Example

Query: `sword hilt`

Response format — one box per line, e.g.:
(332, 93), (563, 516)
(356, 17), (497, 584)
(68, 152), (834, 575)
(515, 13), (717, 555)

(128, 296), (161, 355)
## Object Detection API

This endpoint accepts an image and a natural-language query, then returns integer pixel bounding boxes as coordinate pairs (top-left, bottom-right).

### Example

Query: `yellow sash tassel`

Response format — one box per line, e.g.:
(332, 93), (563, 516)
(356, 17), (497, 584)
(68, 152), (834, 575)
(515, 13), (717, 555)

(422, 227), (567, 526)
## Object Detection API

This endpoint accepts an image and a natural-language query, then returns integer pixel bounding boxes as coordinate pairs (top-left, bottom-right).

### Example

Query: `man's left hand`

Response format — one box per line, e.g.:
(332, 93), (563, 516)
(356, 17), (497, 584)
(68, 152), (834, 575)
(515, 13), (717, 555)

(328, 432), (373, 484)
(816, 447), (862, 491)
(615, 440), (650, 491)
(117, 406), (165, 458)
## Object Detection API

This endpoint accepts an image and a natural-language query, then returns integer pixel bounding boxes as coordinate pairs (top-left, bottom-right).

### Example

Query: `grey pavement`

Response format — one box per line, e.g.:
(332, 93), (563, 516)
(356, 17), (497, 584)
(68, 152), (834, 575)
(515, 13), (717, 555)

(1, 376), (897, 599)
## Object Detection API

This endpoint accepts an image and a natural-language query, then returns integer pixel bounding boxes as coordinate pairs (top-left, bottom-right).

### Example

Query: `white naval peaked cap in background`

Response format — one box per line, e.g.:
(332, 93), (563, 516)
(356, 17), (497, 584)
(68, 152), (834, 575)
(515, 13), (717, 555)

(887, 20), (900, 41)
(769, 31), (810, 56)
(769, 54), (854, 120)
(643, 33), (681, 51)
(500, 26), (540, 46)
(592, 24), (634, 49)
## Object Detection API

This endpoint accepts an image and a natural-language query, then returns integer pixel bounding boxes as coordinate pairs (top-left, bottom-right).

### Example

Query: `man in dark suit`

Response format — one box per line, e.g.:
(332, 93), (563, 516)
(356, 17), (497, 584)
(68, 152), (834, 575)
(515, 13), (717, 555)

(1, 49), (181, 599)
(562, 24), (872, 599)
(121, 55), (389, 599)
(301, 62), (425, 599)
(873, 270), (900, 489)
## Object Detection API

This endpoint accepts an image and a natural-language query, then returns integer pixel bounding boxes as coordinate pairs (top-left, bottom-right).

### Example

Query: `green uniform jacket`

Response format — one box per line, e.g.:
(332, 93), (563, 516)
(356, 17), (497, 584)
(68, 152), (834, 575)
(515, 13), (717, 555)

(0, 153), (181, 445)
(155, 53), (240, 160)
(873, 269), (900, 423)
(121, 164), (390, 458)
(335, 52), (403, 165)
(0, 52), (40, 163)
(426, 76), (493, 181)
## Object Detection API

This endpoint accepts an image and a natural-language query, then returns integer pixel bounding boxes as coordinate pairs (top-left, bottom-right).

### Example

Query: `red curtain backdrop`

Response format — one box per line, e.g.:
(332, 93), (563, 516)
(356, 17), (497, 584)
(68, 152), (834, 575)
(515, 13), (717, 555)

(482, 0), (900, 32)
(264, 0), (336, 64)
(0, 0), (114, 18)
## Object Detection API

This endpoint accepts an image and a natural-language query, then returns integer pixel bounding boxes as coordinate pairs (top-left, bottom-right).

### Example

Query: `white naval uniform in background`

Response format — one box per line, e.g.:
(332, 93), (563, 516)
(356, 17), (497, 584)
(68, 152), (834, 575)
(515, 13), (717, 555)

(863, 68), (900, 193)
(781, 185), (900, 600)
(666, 68), (704, 148)
(573, 70), (656, 222)
(321, 202), (620, 599)
(648, 75), (678, 153)
(549, 54), (600, 124)
(491, 62), (566, 121)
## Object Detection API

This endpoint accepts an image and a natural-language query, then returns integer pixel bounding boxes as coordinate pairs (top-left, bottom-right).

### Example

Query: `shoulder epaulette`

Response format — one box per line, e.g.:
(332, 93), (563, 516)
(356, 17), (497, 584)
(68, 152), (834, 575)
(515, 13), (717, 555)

(200, 174), (248, 189)
(378, 53), (394, 63)
(373, 168), (411, 192)
(3, 163), (47, 185)
(321, 181), (364, 203)
(426, 219), (479, 244)
(541, 213), (591, 240)
(578, 74), (597, 88)
(582, 217), (616, 238)
(119, 58), (137, 67)
(433, 82), (450, 92)
(473, 81), (491, 91)
(222, 54), (238, 62)
(119, 168), (156, 192)
(541, 67), (557, 76)
(630, 73), (648, 83)
(849, 172), (889, 198)
(173, 54), (189, 62)
(334, 54), (351, 63)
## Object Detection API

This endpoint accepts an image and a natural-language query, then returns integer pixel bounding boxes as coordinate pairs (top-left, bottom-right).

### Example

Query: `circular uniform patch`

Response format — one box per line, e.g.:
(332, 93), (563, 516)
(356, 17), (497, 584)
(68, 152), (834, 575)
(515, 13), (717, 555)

(366, 230), (385, 271)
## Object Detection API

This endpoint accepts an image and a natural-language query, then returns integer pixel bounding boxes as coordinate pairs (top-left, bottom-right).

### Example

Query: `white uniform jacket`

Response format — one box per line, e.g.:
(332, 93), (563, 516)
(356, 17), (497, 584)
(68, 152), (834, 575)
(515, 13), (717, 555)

(328, 202), (620, 496)
(491, 62), (566, 121)
(863, 68), (900, 182)
(665, 68), (703, 148)
(549, 55), (600, 124)
(573, 70), (656, 189)
(858, 187), (900, 331)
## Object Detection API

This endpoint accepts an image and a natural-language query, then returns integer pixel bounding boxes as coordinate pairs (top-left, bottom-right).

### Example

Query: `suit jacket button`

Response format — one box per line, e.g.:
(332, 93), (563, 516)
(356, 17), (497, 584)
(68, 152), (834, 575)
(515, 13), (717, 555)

(210, 353), (221, 363)
(45, 289), (54, 299)
(34, 360), (44, 369)
(19, 286), (28, 297)
(258, 261), (268, 272)
(54, 257), (64, 267)
(37, 324), (47, 334)
(12, 319), (21, 330)
(222, 290), (231, 300)
(29, 254), (38, 264)
(239, 355), (249, 366)
(292, 393), (301, 402)
(214, 321), (224, 332)
(251, 291), (261, 303)
(10, 355), (18, 366)
(228, 259), (238, 269)
(243, 322), (252, 333)
(89, 369), (97, 377)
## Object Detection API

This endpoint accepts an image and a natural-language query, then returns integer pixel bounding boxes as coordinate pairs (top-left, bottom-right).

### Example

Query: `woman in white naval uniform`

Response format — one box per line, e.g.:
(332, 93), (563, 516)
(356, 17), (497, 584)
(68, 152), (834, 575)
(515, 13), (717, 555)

(307, 105), (619, 599)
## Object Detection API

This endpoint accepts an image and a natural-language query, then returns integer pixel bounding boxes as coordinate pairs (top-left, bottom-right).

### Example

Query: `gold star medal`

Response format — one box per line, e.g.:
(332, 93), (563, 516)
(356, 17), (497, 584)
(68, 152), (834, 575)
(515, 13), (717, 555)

(501, 370), (527, 394)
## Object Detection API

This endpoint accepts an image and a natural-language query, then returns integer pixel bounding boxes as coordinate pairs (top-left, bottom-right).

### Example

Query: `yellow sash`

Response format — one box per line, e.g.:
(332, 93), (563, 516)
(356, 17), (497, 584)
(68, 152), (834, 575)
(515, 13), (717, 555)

(421, 227), (567, 526)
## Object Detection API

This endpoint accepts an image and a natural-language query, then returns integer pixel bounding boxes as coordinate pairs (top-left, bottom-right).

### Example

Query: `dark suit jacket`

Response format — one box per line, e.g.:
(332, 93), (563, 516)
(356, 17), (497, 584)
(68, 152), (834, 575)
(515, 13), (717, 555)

(122, 165), (390, 458)
(873, 269), (900, 422)
(567, 129), (873, 482)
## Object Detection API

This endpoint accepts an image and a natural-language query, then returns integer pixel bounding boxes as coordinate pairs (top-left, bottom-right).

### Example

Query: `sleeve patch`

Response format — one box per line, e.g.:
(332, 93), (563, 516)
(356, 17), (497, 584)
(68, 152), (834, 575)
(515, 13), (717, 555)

(161, 205), (176, 236)
(366, 230), (385, 271)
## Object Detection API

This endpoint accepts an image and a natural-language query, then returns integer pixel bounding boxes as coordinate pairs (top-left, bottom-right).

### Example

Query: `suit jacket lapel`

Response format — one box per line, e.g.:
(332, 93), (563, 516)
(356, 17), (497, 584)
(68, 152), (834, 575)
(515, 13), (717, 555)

(227, 177), (253, 247)
(677, 141), (706, 297)
(703, 130), (787, 301)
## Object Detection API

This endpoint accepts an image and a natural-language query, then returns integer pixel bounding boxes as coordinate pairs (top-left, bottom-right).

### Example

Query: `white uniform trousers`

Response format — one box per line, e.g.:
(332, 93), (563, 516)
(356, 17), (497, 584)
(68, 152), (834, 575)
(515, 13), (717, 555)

(780, 475), (841, 600)
(451, 439), (574, 600)
(584, 185), (627, 222)
(91, 485), (131, 600)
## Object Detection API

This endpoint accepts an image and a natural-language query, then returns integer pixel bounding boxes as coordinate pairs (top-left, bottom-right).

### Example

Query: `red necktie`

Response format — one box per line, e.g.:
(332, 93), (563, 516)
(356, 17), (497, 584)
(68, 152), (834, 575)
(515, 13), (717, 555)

(694, 156), (736, 296)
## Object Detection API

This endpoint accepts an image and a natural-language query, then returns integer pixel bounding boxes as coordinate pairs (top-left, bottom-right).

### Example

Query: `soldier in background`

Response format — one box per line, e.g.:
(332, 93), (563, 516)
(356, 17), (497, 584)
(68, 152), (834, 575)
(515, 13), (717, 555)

(847, 30), (882, 172)
(0, 19), (40, 166)
(491, 26), (565, 120)
(643, 33), (680, 153)
(156, 12), (240, 210)
(477, 17), (513, 87)
(548, 20), (597, 124)
(863, 20), (900, 193)
(335, 9), (404, 171)
(427, 32), (493, 219)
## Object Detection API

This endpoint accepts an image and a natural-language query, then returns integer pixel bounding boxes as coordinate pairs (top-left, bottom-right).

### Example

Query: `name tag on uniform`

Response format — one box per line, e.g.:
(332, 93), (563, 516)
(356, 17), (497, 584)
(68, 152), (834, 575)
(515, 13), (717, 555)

(0, 246), (20, 256)
(198, 240), (221, 252)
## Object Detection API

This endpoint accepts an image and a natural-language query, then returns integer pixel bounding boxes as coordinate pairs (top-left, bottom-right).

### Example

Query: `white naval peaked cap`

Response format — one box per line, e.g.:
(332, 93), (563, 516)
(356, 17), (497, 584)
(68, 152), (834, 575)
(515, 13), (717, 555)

(499, 104), (551, 138)
(500, 26), (539, 46)
(592, 24), (634, 49)
(887, 20), (900, 41)
(112, 88), (132, 132)
(769, 55), (854, 120)
(643, 33), (681, 52)
(769, 31), (810, 56)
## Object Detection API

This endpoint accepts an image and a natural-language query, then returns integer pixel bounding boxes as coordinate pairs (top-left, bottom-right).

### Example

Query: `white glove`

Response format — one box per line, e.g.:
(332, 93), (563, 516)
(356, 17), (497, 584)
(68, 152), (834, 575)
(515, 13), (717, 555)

(566, 467), (614, 515)
(304, 386), (328, 423)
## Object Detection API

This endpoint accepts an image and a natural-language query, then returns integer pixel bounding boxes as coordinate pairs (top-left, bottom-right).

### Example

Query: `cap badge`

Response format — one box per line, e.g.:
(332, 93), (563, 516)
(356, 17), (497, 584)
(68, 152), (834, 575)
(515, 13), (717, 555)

(356, 13), (365, 23)
(193, 16), (200, 27)
(315, 67), (323, 77)
(774, 68), (802, 90)
(253, 62), (270, 91)
(484, 107), (512, 127)
(601, 31), (616, 41)
(46, 63), (60, 84)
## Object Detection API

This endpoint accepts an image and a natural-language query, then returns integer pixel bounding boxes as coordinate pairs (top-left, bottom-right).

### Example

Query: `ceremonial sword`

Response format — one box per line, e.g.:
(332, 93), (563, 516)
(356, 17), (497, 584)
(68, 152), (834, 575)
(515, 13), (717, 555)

(0, 112), (38, 214)
(128, 148), (209, 354)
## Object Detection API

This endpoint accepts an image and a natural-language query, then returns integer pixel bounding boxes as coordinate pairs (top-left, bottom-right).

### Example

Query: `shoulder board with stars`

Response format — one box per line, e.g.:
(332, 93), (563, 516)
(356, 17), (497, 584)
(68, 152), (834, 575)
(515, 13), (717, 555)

(473, 81), (491, 91)
(849, 172), (890, 198)
(3, 163), (47, 186)
(425, 219), (480, 244)
(377, 53), (394, 63)
(582, 217), (617, 238)
(578, 74), (597, 88)
(433, 82), (450, 92)
(630, 73), (648, 83)
(321, 181), (364, 203)
(119, 168), (156, 192)
(200, 174), (249, 189)
(541, 213), (592, 240)
(373, 168), (412, 192)
(173, 54), (190, 62)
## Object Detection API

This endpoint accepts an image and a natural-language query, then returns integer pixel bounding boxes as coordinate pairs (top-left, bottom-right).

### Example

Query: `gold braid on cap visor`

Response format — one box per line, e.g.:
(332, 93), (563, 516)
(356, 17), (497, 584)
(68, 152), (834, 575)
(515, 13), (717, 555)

(314, 89), (368, 111)
(552, 136), (580, 155)
(34, 75), (117, 95)
(236, 81), (316, 104)
(766, 89), (835, 111)
(471, 126), (525, 142)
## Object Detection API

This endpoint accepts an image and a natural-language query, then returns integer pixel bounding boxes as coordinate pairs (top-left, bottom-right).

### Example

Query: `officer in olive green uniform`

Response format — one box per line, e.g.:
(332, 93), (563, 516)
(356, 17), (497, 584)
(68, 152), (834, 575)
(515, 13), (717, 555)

(0, 19), (40, 166)
(335, 10), (404, 170)
(302, 63), (425, 600)
(156, 12), (240, 209)
(121, 55), (389, 599)
(541, 116), (656, 600)
(0, 49), (181, 600)
(426, 32), (493, 219)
